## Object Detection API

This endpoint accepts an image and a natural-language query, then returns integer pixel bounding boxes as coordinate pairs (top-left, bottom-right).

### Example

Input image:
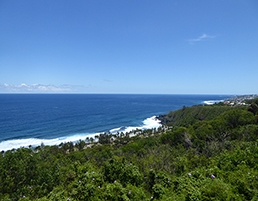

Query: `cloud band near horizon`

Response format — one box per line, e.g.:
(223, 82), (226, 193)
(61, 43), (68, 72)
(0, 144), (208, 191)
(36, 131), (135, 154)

(0, 83), (88, 93)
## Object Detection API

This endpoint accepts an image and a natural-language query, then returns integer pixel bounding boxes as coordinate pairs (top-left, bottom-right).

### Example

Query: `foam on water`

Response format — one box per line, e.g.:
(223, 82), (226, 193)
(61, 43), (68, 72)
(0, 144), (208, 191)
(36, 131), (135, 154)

(203, 100), (224, 105)
(109, 116), (161, 134)
(0, 133), (99, 151)
(109, 127), (124, 134)
(142, 116), (161, 129)
(0, 116), (161, 151)
(0, 138), (59, 151)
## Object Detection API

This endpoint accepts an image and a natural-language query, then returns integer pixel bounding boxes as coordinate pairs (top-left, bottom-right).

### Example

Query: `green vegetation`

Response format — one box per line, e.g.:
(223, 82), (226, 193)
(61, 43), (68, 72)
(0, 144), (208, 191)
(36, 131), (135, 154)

(1, 98), (258, 200)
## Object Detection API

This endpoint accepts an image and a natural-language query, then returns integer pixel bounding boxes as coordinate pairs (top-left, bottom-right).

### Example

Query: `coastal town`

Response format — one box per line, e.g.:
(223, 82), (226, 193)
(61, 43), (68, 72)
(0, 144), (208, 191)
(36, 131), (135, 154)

(223, 94), (258, 106)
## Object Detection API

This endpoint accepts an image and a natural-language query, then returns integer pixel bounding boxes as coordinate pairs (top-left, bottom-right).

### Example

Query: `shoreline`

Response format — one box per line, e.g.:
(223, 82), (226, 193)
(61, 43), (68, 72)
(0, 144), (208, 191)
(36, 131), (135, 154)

(2, 94), (256, 152)
(0, 116), (162, 152)
(224, 94), (258, 106)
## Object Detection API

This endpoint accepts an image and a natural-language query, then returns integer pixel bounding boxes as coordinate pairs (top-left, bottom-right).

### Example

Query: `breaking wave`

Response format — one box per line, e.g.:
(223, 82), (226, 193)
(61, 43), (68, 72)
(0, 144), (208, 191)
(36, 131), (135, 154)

(203, 100), (224, 105)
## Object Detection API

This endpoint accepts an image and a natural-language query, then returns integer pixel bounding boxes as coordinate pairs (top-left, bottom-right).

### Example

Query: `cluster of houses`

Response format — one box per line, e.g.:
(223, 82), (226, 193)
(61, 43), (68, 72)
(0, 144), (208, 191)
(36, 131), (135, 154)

(223, 94), (258, 106)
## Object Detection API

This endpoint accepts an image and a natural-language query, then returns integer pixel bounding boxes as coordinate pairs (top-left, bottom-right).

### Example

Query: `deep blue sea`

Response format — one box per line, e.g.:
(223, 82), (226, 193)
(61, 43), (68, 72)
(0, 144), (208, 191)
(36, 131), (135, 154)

(0, 94), (230, 151)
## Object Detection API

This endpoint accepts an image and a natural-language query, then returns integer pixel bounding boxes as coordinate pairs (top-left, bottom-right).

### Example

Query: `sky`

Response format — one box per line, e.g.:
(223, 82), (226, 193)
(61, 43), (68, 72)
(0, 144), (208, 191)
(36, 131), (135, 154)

(0, 0), (258, 94)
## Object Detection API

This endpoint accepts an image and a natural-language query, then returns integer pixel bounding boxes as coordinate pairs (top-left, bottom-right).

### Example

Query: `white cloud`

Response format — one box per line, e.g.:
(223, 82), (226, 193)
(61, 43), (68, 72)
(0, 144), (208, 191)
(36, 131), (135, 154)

(19, 83), (28, 87)
(0, 83), (90, 93)
(187, 33), (216, 44)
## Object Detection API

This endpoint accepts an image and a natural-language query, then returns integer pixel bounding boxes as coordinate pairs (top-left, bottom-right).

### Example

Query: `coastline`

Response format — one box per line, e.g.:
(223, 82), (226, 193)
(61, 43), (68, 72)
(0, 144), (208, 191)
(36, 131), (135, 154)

(224, 94), (258, 106)
(0, 95), (236, 151)
(0, 116), (162, 152)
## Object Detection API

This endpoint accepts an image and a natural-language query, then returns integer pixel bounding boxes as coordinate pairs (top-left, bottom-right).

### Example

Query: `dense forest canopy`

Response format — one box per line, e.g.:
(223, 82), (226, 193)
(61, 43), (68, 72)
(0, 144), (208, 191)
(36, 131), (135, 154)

(1, 97), (258, 200)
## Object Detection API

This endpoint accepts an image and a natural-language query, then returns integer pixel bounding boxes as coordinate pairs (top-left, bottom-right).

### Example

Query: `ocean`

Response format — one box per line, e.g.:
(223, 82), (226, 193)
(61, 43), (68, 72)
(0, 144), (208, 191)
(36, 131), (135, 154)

(0, 94), (230, 151)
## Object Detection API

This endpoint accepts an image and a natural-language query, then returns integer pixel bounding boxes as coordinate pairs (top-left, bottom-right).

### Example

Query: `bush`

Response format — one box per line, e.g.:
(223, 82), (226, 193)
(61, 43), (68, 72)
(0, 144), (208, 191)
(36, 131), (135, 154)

(103, 158), (143, 186)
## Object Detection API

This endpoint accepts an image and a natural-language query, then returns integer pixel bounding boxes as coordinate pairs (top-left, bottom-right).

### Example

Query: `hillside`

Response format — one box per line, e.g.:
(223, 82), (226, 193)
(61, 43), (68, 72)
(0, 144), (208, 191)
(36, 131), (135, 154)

(158, 104), (236, 127)
(0, 98), (258, 200)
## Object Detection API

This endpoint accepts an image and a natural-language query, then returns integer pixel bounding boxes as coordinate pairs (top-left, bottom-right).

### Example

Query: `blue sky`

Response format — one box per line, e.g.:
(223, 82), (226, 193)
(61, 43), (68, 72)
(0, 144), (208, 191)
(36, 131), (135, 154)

(1, 0), (258, 94)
